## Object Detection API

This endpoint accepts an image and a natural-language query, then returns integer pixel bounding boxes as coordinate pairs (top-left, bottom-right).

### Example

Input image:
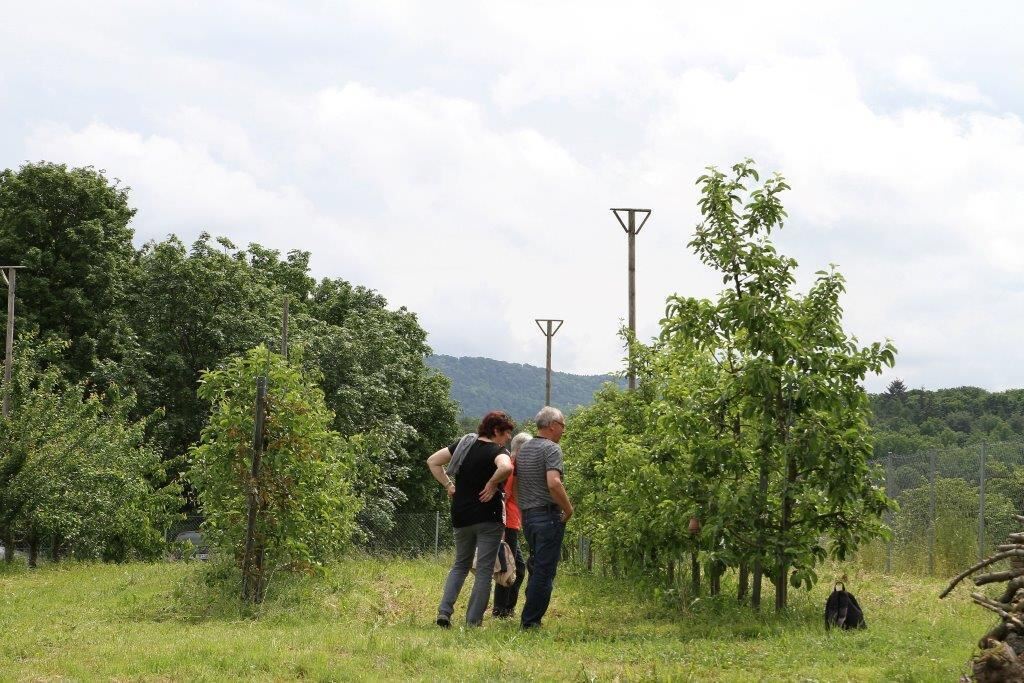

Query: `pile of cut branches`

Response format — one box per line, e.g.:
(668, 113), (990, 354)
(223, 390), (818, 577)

(941, 514), (1024, 682)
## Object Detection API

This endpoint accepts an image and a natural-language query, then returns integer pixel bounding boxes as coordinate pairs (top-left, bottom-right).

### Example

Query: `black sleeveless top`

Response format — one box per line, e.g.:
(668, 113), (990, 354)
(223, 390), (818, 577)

(447, 439), (508, 528)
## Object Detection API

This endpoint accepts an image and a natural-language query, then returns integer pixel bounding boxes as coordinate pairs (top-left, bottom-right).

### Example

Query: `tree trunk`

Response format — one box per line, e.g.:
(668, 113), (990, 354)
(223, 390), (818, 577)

(28, 534), (39, 568)
(775, 565), (788, 612)
(50, 535), (61, 563)
(776, 443), (797, 612)
(667, 559), (675, 586)
(690, 551), (701, 595)
(738, 561), (749, 603)
(752, 457), (770, 610)
(711, 560), (722, 596)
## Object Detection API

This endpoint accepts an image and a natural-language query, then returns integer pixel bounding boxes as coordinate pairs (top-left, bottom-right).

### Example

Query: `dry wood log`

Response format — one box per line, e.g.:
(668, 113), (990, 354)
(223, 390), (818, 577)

(982, 622), (1012, 649)
(971, 594), (1024, 631)
(973, 640), (1024, 683)
(973, 593), (1013, 611)
(946, 518), (1024, 678)
(941, 550), (1024, 598)
(976, 569), (1024, 587)
(1000, 577), (1024, 604)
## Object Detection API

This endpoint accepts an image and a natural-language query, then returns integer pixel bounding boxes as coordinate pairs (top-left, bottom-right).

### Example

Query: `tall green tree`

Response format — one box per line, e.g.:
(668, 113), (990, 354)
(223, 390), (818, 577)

(297, 278), (459, 531)
(131, 235), (457, 537)
(0, 162), (140, 386)
(130, 234), (282, 463)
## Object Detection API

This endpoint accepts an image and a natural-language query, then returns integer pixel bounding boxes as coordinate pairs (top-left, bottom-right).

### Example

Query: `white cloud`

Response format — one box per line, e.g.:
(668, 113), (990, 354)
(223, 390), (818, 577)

(895, 55), (993, 106)
(24, 122), (377, 281)
(6, 1), (1024, 394)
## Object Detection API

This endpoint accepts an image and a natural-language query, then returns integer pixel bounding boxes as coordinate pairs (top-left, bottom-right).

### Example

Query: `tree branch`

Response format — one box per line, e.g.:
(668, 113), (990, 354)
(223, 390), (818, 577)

(975, 568), (1024, 587)
(972, 592), (1024, 631)
(941, 550), (1024, 598)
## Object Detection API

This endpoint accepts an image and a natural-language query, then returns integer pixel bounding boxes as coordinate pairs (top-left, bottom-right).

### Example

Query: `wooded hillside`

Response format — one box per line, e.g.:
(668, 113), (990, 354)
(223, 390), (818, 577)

(871, 380), (1024, 455)
(426, 354), (623, 421)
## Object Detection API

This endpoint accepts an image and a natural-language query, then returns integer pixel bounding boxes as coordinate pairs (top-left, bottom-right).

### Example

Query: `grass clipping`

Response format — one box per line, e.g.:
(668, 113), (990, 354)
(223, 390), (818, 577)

(942, 514), (1024, 682)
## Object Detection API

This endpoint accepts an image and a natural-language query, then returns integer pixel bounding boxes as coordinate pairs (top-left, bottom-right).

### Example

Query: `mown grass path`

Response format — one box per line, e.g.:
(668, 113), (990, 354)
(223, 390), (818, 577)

(0, 557), (991, 681)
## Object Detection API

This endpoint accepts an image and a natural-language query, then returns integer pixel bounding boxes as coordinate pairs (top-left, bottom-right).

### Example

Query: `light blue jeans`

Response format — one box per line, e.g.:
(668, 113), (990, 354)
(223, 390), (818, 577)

(437, 521), (504, 625)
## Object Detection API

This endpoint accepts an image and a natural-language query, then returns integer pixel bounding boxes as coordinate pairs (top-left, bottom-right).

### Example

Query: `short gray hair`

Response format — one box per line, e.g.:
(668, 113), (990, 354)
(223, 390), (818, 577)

(535, 406), (564, 428)
(510, 432), (532, 456)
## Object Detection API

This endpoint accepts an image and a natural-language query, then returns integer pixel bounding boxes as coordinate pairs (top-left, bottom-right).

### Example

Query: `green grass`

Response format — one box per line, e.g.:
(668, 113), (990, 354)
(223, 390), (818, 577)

(0, 556), (992, 681)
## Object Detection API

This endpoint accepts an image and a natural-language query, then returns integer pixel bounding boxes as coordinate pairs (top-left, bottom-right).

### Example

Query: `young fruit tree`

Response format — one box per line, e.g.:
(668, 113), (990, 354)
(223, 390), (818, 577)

(563, 160), (896, 611)
(188, 346), (360, 601)
(663, 160), (896, 609)
(0, 337), (178, 564)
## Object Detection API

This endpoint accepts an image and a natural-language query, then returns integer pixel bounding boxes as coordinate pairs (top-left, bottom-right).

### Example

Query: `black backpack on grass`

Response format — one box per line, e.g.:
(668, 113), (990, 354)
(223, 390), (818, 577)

(825, 582), (866, 630)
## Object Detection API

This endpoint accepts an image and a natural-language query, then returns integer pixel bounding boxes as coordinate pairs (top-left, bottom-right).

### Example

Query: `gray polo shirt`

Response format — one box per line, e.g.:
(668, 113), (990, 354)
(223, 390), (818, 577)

(514, 436), (564, 511)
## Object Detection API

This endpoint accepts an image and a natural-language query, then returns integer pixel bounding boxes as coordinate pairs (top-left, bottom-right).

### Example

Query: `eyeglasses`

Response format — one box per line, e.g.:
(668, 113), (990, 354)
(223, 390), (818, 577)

(553, 420), (565, 427)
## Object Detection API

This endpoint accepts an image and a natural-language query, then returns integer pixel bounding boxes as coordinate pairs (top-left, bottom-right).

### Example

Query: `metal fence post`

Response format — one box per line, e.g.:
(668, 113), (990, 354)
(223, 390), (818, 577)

(929, 449), (936, 576)
(434, 511), (440, 558)
(979, 441), (987, 562)
(885, 451), (893, 573)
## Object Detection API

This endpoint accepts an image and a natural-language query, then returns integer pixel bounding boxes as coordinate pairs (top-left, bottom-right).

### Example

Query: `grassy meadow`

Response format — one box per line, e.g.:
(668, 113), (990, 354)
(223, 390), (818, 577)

(0, 556), (992, 681)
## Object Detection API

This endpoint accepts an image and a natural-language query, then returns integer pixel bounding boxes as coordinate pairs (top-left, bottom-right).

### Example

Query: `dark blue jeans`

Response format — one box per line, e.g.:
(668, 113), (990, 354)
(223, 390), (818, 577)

(520, 506), (566, 628)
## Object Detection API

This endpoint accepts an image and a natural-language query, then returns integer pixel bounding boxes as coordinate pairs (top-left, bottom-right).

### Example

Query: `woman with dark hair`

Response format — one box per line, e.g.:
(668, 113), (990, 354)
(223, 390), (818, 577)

(426, 410), (515, 627)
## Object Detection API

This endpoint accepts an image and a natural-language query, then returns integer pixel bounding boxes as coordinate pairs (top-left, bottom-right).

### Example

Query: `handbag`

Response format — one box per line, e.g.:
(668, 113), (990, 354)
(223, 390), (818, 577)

(472, 541), (517, 587)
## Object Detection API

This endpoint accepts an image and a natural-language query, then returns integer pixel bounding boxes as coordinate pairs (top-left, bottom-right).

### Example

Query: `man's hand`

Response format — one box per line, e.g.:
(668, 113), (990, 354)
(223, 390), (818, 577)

(446, 482), (456, 499)
(559, 506), (574, 523)
(479, 481), (499, 502)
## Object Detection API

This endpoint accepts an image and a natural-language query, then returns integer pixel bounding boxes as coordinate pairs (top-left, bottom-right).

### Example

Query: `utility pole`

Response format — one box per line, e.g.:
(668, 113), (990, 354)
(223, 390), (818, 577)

(1, 266), (25, 418)
(611, 209), (650, 390)
(535, 319), (564, 406)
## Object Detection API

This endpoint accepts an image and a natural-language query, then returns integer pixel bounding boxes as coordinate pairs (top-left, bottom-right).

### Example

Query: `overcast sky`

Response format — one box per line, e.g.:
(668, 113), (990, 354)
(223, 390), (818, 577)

(2, 1), (1022, 392)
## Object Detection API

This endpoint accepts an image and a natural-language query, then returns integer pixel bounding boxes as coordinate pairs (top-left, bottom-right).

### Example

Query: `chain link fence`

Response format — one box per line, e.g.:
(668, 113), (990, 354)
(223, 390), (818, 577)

(153, 442), (1024, 577)
(859, 441), (1024, 577)
(359, 513), (455, 557)
(160, 513), (459, 559)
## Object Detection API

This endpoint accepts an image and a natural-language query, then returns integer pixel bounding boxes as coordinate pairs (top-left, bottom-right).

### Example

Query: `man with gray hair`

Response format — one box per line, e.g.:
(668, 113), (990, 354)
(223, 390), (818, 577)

(515, 405), (573, 629)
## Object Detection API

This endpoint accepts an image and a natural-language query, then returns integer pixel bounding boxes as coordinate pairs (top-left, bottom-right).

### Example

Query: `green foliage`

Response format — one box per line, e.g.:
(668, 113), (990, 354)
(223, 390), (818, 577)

(130, 234), (294, 466)
(188, 346), (360, 572)
(297, 281), (459, 519)
(0, 161), (457, 561)
(132, 235), (458, 528)
(0, 162), (140, 387)
(871, 385), (1024, 454)
(0, 336), (178, 561)
(565, 160), (896, 610)
(426, 354), (623, 421)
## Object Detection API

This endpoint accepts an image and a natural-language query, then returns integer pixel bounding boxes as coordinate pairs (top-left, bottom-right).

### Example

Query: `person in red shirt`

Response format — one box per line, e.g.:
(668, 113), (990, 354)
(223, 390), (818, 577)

(492, 432), (531, 618)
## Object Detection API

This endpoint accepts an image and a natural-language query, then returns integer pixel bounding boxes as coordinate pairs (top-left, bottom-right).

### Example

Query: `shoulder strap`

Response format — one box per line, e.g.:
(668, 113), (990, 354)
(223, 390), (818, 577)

(446, 433), (478, 477)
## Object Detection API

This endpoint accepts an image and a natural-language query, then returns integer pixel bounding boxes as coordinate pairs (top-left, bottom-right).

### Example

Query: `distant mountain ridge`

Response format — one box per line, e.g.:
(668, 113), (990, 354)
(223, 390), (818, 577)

(426, 354), (623, 421)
